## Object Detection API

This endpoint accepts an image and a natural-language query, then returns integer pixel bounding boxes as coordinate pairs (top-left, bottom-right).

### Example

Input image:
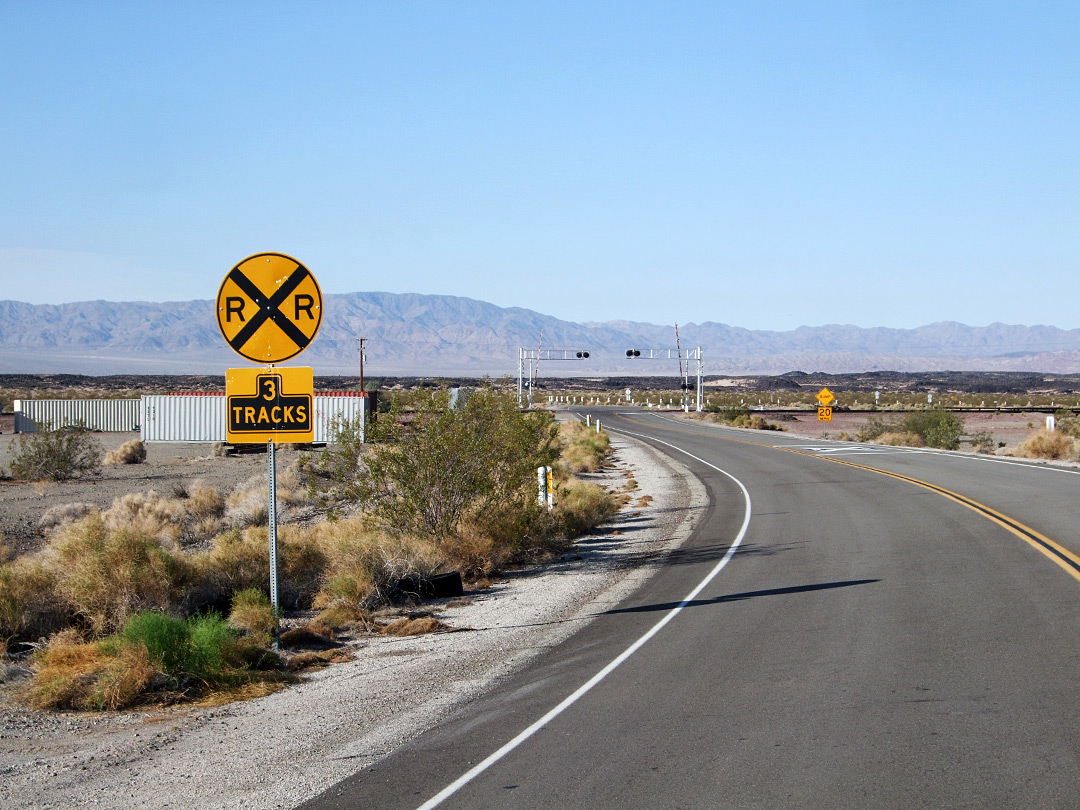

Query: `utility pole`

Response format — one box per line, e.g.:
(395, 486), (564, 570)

(356, 337), (367, 392)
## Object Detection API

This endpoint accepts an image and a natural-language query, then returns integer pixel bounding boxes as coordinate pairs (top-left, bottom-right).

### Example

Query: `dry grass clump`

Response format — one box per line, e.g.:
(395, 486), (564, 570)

(1013, 430), (1077, 460)
(225, 465), (309, 529)
(26, 611), (296, 711)
(876, 432), (924, 447)
(310, 519), (440, 609)
(192, 525), (326, 610)
(39, 502), (96, 533)
(103, 439), (147, 465)
(0, 557), (70, 642)
(285, 648), (355, 671)
(379, 615), (448, 636)
(559, 421), (612, 473)
(49, 512), (193, 636)
(103, 491), (187, 545)
(24, 628), (156, 711)
(227, 588), (276, 647)
(187, 482), (227, 520)
(555, 477), (620, 539)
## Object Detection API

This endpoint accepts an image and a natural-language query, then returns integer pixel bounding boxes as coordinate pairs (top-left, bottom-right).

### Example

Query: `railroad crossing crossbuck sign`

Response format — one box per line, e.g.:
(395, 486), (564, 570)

(216, 252), (323, 363)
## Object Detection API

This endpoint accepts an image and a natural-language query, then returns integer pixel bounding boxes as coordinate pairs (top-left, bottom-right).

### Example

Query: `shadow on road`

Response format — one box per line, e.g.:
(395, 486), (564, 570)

(603, 578), (881, 615)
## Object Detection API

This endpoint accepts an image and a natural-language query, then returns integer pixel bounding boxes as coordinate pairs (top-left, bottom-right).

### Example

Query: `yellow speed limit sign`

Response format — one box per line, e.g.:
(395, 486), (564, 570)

(818, 406), (833, 422)
(217, 253), (322, 364)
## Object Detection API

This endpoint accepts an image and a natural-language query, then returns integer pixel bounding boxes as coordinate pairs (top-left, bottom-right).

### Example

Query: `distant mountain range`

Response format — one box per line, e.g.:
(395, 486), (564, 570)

(1, 293), (1080, 376)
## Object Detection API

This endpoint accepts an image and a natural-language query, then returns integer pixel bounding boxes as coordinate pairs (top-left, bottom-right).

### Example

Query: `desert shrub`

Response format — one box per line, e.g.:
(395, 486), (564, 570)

(876, 431), (924, 447)
(225, 477), (271, 528)
(103, 439), (146, 465)
(26, 628), (155, 711)
(28, 612), (266, 711)
(228, 588), (276, 646)
(103, 491), (187, 545)
(192, 525), (326, 610)
(9, 421), (102, 481)
(554, 478), (620, 539)
(706, 404), (751, 423)
(39, 502), (96, 533)
(122, 611), (191, 673)
(48, 512), (193, 636)
(1055, 410), (1080, 439)
(300, 415), (367, 515)
(121, 611), (240, 680)
(187, 483), (225, 520)
(340, 389), (559, 541)
(900, 409), (964, 450)
(0, 558), (70, 642)
(559, 421), (611, 473)
(969, 430), (996, 454)
(311, 520), (440, 608)
(856, 416), (893, 442)
(1014, 430), (1077, 460)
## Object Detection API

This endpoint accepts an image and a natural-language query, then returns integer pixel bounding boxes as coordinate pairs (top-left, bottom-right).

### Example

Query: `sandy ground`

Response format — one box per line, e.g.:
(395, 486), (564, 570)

(0, 434), (303, 558)
(0, 430), (706, 810)
(732, 409), (1060, 450)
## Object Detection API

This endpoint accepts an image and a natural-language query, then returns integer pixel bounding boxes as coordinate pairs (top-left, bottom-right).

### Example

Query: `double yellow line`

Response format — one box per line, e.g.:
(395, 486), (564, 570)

(622, 413), (1080, 585)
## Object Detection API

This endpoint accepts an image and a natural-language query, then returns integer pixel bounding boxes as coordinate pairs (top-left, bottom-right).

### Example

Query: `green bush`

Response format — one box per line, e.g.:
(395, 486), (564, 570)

(312, 389), (559, 541)
(901, 409), (964, 450)
(9, 421), (102, 481)
(122, 611), (190, 673)
(121, 610), (238, 679)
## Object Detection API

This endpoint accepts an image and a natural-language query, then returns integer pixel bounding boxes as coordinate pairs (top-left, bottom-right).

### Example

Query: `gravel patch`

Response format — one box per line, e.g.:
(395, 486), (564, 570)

(0, 430), (706, 809)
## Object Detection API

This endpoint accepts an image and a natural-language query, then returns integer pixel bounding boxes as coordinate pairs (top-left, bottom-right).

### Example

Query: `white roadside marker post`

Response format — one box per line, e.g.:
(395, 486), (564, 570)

(546, 466), (554, 511)
(538, 466), (547, 507)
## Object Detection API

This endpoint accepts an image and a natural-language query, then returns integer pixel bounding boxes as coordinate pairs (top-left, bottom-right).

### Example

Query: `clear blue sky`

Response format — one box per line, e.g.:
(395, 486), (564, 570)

(2, 1), (1077, 331)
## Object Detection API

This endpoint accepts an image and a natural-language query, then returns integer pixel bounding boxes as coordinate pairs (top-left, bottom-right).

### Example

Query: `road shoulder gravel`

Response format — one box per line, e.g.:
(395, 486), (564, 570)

(0, 430), (706, 810)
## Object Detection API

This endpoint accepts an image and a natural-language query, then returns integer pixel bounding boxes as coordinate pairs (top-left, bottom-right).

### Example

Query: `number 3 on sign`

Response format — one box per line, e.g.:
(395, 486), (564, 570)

(818, 406), (833, 422)
(261, 378), (277, 401)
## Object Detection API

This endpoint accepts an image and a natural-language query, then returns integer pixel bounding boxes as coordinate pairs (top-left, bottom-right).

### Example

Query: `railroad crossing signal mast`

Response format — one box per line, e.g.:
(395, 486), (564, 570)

(625, 345), (705, 412)
(518, 347), (591, 407)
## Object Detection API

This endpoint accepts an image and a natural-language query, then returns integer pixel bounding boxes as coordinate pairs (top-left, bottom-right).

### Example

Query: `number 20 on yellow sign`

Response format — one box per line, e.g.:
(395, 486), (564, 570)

(818, 406), (833, 422)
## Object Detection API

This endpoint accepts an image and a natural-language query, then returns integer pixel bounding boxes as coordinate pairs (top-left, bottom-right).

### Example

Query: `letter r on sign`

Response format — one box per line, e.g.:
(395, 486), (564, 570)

(226, 297), (246, 322)
(294, 294), (315, 320)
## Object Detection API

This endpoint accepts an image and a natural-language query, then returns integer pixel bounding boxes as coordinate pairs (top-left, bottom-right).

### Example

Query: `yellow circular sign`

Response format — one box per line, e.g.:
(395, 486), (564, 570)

(216, 253), (323, 364)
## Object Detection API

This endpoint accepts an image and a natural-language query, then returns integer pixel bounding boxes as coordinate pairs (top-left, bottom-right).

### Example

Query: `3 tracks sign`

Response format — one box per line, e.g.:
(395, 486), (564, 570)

(216, 252), (323, 364)
(225, 367), (314, 444)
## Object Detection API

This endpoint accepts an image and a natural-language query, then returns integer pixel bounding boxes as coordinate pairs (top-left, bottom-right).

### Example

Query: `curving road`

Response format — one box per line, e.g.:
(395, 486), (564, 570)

(299, 408), (1080, 809)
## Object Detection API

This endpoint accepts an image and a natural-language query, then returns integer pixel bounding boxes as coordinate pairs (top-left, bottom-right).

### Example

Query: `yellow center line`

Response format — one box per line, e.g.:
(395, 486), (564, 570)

(613, 413), (1080, 585)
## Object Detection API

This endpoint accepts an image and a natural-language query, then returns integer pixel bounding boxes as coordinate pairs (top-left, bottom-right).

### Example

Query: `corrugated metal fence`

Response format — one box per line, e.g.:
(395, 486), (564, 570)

(140, 393), (368, 443)
(14, 399), (141, 433)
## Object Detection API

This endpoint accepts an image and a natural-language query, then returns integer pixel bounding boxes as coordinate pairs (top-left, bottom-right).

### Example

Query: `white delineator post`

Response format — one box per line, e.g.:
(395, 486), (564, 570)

(538, 466), (547, 507)
(1048, 415), (1056, 432)
(596, 419), (602, 433)
(546, 466), (554, 511)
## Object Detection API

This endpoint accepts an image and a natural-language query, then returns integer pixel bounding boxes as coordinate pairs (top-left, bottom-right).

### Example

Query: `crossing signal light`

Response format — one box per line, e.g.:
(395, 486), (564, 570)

(626, 349), (641, 357)
(576, 351), (590, 359)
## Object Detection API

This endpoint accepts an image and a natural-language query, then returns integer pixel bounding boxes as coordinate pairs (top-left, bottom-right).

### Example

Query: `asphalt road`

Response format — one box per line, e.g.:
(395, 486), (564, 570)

(298, 408), (1080, 809)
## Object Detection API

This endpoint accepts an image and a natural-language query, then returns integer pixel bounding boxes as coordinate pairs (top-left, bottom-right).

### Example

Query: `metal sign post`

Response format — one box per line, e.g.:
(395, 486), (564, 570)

(217, 252), (323, 652)
(267, 434), (280, 647)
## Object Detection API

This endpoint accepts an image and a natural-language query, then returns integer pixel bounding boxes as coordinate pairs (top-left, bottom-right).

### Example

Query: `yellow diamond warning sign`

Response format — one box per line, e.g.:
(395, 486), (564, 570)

(217, 253), (322, 364)
(226, 367), (314, 444)
(816, 387), (835, 407)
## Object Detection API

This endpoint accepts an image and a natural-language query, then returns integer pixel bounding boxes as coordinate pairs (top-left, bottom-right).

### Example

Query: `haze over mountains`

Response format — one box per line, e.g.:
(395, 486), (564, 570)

(1, 293), (1079, 377)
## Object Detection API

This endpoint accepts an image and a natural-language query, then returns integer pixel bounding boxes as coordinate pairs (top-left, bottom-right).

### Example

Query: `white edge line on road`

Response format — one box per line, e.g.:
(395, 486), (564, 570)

(414, 425), (752, 810)
(644, 411), (1080, 477)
